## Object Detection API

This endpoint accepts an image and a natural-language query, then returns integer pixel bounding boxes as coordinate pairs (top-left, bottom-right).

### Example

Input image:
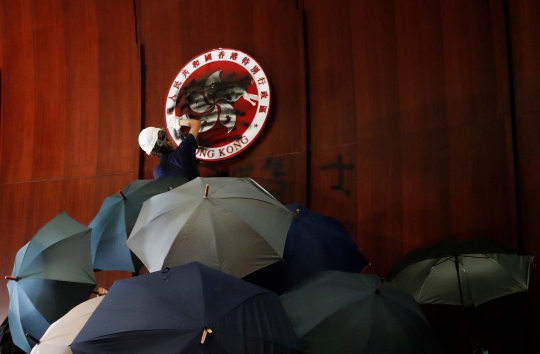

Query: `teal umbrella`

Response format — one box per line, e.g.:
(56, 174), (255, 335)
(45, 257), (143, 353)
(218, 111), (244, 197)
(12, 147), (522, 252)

(280, 272), (442, 354)
(5, 212), (96, 353)
(89, 178), (187, 272)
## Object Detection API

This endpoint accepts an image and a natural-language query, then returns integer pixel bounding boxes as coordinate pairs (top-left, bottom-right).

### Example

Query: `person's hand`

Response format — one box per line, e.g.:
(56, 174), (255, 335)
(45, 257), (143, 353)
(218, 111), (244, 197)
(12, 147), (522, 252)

(95, 286), (108, 296)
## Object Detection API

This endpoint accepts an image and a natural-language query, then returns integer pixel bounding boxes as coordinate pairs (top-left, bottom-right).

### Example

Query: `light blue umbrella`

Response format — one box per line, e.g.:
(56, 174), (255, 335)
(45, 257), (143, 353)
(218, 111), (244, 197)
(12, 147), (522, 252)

(6, 212), (96, 353)
(89, 178), (187, 272)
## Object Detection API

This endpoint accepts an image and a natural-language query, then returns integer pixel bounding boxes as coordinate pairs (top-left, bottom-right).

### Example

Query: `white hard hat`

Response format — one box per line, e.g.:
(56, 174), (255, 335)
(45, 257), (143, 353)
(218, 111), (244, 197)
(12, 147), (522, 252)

(138, 127), (161, 155)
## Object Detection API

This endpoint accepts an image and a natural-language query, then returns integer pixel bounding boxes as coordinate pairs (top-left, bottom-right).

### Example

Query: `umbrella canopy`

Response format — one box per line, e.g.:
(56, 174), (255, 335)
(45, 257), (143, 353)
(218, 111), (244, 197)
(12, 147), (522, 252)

(0, 317), (26, 354)
(30, 297), (104, 354)
(126, 177), (293, 276)
(283, 203), (369, 287)
(386, 238), (534, 307)
(6, 212), (96, 353)
(280, 272), (442, 354)
(89, 178), (187, 272)
(70, 262), (300, 354)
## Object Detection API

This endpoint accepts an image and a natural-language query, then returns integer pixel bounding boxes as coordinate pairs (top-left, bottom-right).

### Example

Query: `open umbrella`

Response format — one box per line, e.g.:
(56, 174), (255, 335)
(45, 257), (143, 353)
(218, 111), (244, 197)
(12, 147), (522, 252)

(280, 271), (442, 354)
(126, 177), (293, 276)
(5, 212), (96, 353)
(386, 238), (534, 307)
(30, 296), (104, 354)
(0, 317), (26, 354)
(89, 178), (187, 272)
(283, 203), (369, 287)
(70, 262), (300, 354)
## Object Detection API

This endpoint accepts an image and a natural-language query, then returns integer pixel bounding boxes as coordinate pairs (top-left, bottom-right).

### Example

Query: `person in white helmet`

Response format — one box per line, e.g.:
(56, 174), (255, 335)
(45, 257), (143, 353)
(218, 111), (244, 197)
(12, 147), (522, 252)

(138, 116), (202, 180)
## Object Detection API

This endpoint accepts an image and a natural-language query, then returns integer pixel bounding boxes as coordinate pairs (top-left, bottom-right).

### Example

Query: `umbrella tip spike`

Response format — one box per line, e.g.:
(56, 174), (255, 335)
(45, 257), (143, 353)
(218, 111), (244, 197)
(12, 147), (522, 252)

(294, 209), (300, 220)
(119, 190), (126, 200)
(376, 278), (385, 293)
(5, 275), (18, 281)
(204, 184), (209, 198)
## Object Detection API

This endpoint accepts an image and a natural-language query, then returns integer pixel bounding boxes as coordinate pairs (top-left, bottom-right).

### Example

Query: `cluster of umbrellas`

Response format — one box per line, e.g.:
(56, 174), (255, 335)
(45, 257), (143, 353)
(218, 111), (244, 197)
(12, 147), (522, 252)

(2, 176), (534, 354)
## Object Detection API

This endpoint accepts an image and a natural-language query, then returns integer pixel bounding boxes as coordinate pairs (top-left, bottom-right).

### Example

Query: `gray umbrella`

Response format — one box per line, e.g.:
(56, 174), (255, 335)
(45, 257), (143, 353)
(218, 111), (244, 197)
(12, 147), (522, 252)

(386, 238), (534, 307)
(126, 177), (293, 277)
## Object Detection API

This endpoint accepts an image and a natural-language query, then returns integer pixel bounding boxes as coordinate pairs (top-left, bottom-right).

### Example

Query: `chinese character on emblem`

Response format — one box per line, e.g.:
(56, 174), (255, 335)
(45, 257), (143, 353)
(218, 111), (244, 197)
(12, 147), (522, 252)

(165, 48), (271, 161)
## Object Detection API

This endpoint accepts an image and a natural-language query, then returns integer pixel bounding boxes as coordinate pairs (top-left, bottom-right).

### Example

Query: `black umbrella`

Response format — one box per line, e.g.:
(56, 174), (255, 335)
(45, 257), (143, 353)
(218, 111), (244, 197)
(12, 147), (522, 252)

(386, 238), (534, 307)
(280, 271), (442, 354)
(70, 262), (299, 354)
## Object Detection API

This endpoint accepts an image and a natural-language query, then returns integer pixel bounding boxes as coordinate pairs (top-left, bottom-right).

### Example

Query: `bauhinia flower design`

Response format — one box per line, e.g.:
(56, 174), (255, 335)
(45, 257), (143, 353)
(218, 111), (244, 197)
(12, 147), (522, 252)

(186, 70), (258, 133)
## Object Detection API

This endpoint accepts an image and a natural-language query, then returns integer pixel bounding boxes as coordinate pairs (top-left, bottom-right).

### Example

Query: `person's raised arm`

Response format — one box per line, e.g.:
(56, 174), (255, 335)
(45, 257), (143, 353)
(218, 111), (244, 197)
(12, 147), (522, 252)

(178, 118), (202, 139)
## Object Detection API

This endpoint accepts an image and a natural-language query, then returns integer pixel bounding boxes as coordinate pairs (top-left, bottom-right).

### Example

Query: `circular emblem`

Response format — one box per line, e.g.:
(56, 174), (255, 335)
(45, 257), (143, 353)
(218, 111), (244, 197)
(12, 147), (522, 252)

(165, 48), (271, 161)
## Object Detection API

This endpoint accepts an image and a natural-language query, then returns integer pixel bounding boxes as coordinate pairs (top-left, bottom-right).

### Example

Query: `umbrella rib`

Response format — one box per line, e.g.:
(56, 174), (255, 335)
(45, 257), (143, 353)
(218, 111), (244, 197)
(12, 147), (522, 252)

(417, 258), (445, 301)
(458, 258), (474, 306)
(432, 256), (453, 267)
(41, 307), (97, 337)
(205, 202), (223, 272)
(461, 255), (490, 259)
(485, 255), (530, 291)
(215, 196), (285, 208)
(18, 230), (94, 278)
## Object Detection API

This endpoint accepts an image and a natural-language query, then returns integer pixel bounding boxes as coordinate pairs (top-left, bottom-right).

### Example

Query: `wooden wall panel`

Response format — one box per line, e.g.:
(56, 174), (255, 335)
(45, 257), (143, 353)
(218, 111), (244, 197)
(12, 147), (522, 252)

(441, 0), (517, 248)
(0, 0), (140, 321)
(30, 0), (68, 180)
(508, 0), (540, 117)
(137, 0), (306, 185)
(508, 0), (540, 352)
(310, 145), (358, 241)
(304, 0), (356, 149)
(307, 0), (516, 272)
(63, 0), (100, 178)
(0, 0), (140, 182)
(0, 0), (36, 183)
(95, 0), (140, 175)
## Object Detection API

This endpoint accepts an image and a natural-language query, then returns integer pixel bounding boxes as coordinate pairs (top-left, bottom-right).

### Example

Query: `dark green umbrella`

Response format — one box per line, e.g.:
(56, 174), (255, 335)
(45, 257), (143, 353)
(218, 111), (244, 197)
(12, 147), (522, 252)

(5, 212), (96, 353)
(386, 238), (534, 307)
(88, 178), (187, 272)
(280, 272), (442, 354)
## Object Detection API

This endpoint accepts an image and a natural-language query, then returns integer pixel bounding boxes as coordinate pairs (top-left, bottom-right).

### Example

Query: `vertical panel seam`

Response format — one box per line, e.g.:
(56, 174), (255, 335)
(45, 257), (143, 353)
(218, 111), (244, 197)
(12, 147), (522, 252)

(301, 6), (311, 208)
(502, 0), (524, 252)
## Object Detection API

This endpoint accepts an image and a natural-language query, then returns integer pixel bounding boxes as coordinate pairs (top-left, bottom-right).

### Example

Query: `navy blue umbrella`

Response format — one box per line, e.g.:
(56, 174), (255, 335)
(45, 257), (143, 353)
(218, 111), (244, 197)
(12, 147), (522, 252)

(88, 178), (187, 272)
(283, 203), (369, 288)
(70, 262), (300, 354)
